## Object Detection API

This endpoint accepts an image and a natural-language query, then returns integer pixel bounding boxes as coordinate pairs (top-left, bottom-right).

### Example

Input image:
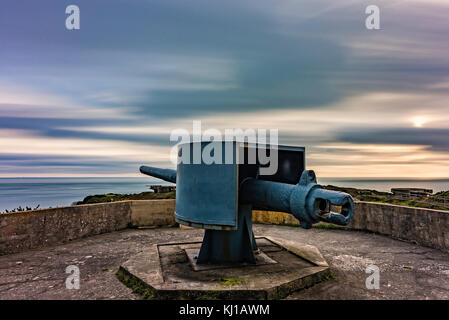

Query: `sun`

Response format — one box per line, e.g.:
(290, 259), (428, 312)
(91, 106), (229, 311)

(411, 116), (428, 128)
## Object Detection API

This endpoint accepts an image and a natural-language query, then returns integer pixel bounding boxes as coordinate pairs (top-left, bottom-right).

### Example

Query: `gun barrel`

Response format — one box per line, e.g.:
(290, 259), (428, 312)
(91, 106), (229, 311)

(139, 165), (177, 183)
(139, 164), (354, 229)
(240, 179), (293, 213)
(240, 173), (354, 228)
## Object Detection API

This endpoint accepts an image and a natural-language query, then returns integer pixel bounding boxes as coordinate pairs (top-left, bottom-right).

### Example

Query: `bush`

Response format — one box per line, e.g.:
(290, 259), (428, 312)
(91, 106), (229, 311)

(2, 205), (40, 214)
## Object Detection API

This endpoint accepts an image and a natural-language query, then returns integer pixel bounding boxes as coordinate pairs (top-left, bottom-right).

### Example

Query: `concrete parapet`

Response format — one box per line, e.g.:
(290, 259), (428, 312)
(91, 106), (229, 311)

(1, 199), (448, 255)
(0, 200), (176, 255)
(350, 201), (449, 253)
(129, 200), (176, 227)
(254, 202), (449, 253)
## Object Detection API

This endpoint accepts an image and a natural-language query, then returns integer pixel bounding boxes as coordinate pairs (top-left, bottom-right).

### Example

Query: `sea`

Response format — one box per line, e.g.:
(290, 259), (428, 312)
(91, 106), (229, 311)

(1, 177), (448, 212)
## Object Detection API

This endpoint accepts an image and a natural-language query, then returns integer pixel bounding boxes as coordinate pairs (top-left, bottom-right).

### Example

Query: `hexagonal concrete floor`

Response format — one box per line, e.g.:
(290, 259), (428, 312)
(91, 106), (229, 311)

(1, 225), (449, 299)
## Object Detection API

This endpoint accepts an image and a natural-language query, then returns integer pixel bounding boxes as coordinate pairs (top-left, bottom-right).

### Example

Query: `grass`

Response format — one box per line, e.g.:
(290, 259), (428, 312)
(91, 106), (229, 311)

(115, 268), (157, 300)
(74, 191), (175, 205)
(275, 222), (344, 230)
(219, 278), (244, 286)
(313, 222), (344, 230)
(1, 191), (175, 213)
(324, 185), (449, 211)
(1, 205), (41, 214)
(323, 270), (336, 281)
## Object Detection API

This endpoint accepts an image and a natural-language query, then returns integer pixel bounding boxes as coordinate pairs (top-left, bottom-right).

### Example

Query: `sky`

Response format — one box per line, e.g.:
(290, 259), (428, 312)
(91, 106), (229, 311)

(0, 0), (448, 178)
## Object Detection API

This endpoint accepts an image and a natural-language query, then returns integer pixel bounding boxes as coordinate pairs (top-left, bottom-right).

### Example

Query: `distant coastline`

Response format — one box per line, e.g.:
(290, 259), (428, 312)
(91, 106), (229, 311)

(1, 177), (449, 213)
(318, 178), (449, 193)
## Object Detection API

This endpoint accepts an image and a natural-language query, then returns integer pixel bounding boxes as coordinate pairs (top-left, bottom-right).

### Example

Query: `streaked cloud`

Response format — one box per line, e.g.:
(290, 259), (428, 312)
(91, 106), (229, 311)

(0, 0), (448, 178)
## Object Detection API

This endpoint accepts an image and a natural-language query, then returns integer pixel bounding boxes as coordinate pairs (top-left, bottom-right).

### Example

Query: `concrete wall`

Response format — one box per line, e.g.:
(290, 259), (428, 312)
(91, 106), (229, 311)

(350, 202), (449, 252)
(129, 200), (176, 227)
(1, 199), (448, 255)
(0, 200), (176, 255)
(254, 202), (449, 253)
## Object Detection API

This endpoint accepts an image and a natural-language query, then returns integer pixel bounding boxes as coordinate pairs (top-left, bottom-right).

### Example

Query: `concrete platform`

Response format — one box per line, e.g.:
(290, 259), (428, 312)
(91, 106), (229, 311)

(1, 225), (449, 300)
(184, 245), (277, 272)
(118, 237), (331, 299)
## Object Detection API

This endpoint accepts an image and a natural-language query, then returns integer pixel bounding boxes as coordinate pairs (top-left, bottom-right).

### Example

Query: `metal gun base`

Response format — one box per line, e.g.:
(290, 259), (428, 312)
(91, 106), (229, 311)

(197, 204), (257, 264)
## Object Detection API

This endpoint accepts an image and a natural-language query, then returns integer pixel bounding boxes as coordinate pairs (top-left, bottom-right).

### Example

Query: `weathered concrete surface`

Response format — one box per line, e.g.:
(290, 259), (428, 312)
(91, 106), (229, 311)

(0, 202), (131, 256)
(254, 202), (449, 253)
(129, 200), (175, 227)
(2, 199), (448, 256)
(119, 237), (330, 299)
(0, 200), (176, 255)
(351, 202), (449, 253)
(1, 225), (448, 300)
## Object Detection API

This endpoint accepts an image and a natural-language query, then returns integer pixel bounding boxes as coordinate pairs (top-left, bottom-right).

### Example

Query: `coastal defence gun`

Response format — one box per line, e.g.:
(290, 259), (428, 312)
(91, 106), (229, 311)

(140, 141), (354, 265)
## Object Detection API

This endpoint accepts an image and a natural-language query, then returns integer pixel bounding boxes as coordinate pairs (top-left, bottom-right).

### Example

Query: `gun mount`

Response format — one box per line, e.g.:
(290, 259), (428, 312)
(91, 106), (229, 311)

(140, 141), (354, 264)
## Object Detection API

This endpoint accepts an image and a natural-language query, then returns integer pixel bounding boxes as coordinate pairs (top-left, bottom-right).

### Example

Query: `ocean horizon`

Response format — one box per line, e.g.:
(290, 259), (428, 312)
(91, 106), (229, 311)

(1, 177), (449, 212)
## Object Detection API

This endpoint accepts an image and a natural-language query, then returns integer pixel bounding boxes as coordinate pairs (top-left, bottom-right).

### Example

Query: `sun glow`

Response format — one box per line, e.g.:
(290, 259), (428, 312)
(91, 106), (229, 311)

(411, 116), (429, 128)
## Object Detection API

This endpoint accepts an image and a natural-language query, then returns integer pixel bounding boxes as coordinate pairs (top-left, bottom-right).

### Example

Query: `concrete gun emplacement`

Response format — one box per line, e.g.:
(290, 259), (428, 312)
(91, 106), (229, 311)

(140, 142), (354, 264)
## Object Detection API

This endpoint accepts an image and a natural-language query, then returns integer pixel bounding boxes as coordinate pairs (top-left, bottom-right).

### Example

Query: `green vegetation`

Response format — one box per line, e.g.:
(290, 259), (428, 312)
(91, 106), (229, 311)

(361, 198), (449, 211)
(117, 269), (245, 300)
(402, 266), (413, 270)
(74, 191), (175, 205)
(435, 190), (449, 197)
(115, 268), (156, 300)
(324, 185), (390, 200)
(1, 205), (40, 214)
(324, 185), (449, 211)
(313, 222), (344, 230)
(219, 278), (244, 286)
(276, 270), (336, 299)
(73, 184), (449, 212)
(278, 221), (348, 229)
(322, 270), (336, 282)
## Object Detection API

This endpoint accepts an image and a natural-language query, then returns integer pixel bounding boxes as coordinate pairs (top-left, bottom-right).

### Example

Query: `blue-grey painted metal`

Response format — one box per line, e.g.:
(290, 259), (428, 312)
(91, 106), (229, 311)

(176, 141), (239, 230)
(197, 204), (255, 263)
(255, 144), (305, 185)
(140, 141), (354, 263)
(139, 166), (177, 183)
(240, 170), (354, 229)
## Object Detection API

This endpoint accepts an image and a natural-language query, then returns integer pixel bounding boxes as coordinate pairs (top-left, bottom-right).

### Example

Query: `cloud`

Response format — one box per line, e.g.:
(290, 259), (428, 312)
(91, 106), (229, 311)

(0, 0), (448, 177)
(337, 128), (449, 152)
